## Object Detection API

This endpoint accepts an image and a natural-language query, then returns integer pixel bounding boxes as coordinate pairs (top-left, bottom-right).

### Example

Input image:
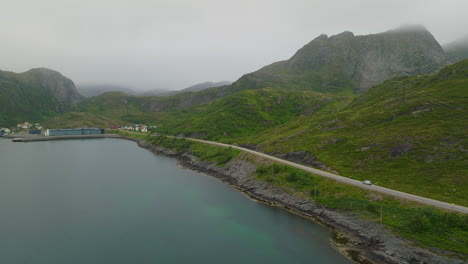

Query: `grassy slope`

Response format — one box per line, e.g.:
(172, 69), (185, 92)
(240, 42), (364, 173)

(43, 112), (131, 129)
(243, 60), (468, 206)
(72, 92), (171, 125)
(156, 88), (339, 140)
(70, 87), (232, 126)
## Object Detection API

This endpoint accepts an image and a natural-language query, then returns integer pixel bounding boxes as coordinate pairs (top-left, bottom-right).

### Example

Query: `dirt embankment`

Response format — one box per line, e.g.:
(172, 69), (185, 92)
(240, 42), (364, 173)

(124, 137), (465, 264)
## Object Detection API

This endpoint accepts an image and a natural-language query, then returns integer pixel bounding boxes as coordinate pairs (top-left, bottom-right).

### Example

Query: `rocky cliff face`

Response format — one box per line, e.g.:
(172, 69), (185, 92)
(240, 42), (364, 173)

(25, 68), (83, 111)
(233, 25), (449, 93)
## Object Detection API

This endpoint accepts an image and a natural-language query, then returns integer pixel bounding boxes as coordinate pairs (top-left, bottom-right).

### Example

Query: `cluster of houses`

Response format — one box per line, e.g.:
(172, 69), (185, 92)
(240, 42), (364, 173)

(119, 124), (156, 133)
(17, 122), (43, 130)
(1, 122), (43, 135)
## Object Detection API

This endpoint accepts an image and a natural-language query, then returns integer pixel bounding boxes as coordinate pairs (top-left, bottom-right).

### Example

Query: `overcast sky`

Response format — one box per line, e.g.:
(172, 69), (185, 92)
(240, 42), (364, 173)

(1, 0), (467, 90)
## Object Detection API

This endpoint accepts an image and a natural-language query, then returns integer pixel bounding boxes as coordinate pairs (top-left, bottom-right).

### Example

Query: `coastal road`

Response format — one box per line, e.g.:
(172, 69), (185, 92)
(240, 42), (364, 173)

(185, 138), (468, 214)
(121, 131), (468, 214)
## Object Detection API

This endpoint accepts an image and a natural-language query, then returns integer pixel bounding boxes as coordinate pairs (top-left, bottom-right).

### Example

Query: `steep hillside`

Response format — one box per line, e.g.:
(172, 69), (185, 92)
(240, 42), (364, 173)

(148, 61), (467, 205)
(74, 92), (168, 124)
(0, 68), (82, 126)
(232, 25), (448, 94)
(43, 112), (130, 128)
(156, 89), (338, 140)
(75, 85), (233, 120)
(241, 60), (468, 205)
(444, 34), (468, 61)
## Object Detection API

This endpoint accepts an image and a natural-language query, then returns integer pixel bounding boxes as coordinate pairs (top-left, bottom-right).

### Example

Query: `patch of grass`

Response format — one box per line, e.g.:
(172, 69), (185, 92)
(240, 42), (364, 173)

(44, 112), (128, 128)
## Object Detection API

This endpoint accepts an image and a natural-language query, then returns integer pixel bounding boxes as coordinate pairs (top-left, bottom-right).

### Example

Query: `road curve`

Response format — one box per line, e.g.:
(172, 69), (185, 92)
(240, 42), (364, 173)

(184, 137), (468, 214)
(119, 130), (467, 214)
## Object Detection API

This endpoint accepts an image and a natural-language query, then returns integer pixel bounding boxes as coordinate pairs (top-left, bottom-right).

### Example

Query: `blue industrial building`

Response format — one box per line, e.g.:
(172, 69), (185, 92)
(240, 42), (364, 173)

(28, 130), (42, 135)
(45, 128), (105, 136)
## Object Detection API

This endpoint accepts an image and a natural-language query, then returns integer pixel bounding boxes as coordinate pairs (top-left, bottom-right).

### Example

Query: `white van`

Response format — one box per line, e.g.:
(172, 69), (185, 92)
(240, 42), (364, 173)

(362, 180), (372, 185)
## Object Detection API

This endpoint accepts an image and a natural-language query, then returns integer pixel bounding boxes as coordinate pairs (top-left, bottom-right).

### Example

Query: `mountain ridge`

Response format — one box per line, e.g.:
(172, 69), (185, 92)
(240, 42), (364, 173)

(232, 25), (449, 94)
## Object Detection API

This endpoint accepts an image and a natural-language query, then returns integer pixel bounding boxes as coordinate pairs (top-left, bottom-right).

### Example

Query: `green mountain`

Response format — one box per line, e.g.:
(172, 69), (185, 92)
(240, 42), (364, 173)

(444, 34), (468, 61)
(60, 25), (451, 126)
(71, 84), (234, 122)
(153, 60), (468, 205)
(0, 68), (83, 127)
(156, 89), (337, 140)
(232, 25), (448, 94)
(246, 60), (468, 205)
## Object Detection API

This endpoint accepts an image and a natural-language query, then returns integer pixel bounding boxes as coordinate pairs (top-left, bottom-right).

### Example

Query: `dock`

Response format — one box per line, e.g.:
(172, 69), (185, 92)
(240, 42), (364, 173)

(11, 134), (123, 142)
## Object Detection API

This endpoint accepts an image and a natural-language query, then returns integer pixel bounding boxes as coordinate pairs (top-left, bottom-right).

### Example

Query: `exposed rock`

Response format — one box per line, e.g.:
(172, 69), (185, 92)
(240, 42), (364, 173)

(27, 68), (83, 109)
(390, 142), (413, 157)
(188, 132), (207, 138)
(239, 143), (260, 151)
(275, 150), (339, 174)
(365, 193), (383, 202)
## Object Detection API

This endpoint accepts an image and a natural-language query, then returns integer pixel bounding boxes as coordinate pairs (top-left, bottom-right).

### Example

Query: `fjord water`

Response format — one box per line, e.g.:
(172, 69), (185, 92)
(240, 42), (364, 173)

(0, 138), (351, 264)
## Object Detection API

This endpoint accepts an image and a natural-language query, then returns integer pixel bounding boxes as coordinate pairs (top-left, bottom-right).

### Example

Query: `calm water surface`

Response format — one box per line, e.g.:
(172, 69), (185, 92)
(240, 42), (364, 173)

(0, 138), (351, 264)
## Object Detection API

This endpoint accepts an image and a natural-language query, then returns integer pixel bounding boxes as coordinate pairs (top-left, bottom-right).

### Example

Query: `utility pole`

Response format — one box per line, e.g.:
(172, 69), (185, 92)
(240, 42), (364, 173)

(380, 204), (383, 224)
(314, 184), (317, 200)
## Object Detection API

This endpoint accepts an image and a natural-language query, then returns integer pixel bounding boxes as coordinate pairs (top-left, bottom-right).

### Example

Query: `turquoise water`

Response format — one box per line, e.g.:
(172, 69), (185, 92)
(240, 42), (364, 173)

(0, 138), (351, 264)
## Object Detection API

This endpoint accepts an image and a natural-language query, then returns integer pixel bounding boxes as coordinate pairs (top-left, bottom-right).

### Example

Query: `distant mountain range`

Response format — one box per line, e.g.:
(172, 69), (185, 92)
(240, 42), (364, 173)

(76, 84), (140, 97)
(76, 81), (232, 98)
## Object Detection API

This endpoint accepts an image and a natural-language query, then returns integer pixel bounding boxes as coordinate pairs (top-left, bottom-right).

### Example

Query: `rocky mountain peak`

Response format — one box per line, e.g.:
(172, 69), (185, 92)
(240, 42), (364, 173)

(25, 67), (83, 106)
(235, 26), (450, 93)
(390, 24), (429, 33)
(332, 31), (354, 39)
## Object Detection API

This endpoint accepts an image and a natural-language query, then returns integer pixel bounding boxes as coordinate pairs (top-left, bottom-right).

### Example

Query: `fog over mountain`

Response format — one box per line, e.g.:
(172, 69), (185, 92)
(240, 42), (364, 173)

(443, 34), (468, 61)
(1, 0), (467, 91)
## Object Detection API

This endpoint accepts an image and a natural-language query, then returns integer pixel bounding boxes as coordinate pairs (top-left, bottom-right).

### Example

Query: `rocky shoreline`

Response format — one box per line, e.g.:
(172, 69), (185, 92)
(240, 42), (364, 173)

(123, 136), (465, 264)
